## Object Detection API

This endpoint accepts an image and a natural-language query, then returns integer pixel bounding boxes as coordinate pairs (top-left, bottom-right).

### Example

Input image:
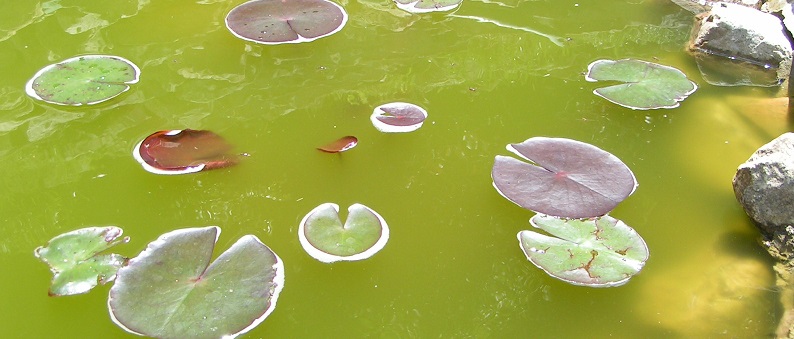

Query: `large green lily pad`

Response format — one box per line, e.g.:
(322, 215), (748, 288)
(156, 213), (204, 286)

(108, 227), (285, 338)
(34, 226), (129, 296)
(585, 59), (697, 110)
(298, 203), (389, 263)
(518, 214), (649, 287)
(25, 55), (140, 106)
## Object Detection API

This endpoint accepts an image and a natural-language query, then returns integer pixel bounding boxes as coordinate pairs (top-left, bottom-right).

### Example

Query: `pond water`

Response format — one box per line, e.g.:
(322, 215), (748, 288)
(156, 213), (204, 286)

(0, 0), (785, 337)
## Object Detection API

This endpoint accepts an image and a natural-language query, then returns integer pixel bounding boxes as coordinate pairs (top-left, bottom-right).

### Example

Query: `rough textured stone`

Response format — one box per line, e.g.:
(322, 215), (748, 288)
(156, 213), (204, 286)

(671, 0), (761, 13)
(687, 2), (793, 86)
(734, 132), (794, 257)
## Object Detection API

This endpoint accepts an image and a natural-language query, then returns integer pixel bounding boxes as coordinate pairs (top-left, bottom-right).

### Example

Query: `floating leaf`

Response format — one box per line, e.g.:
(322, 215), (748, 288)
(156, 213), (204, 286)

(317, 135), (358, 153)
(370, 102), (428, 133)
(299, 203), (389, 263)
(108, 227), (285, 339)
(585, 59), (697, 110)
(394, 0), (462, 13)
(133, 129), (239, 175)
(519, 214), (649, 287)
(34, 226), (129, 296)
(492, 137), (637, 218)
(225, 0), (348, 45)
(25, 55), (140, 106)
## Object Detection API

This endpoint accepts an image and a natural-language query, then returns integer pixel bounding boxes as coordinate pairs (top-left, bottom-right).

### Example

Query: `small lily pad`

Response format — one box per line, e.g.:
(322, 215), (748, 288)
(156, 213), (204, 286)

(108, 227), (285, 339)
(518, 214), (649, 287)
(394, 0), (462, 13)
(585, 59), (697, 110)
(317, 135), (358, 153)
(298, 203), (389, 263)
(34, 226), (129, 296)
(492, 137), (637, 219)
(225, 0), (348, 45)
(133, 129), (239, 175)
(25, 55), (140, 106)
(370, 102), (428, 133)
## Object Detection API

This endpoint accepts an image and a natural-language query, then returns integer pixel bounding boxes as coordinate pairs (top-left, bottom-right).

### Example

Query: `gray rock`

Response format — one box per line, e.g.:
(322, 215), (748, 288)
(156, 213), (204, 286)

(670, 0), (761, 14)
(734, 133), (794, 258)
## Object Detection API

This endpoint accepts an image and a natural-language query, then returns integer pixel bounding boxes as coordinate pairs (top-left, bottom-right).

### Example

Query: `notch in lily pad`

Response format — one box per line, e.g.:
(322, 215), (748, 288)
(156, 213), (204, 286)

(25, 55), (140, 106)
(585, 59), (697, 110)
(394, 0), (462, 13)
(317, 135), (357, 153)
(34, 226), (129, 296)
(133, 129), (240, 175)
(226, 0), (348, 45)
(492, 137), (637, 219)
(299, 203), (389, 263)
(370, 102), (428, 133)
(108, 226), (285, 339)
(519, 214), (649, 287)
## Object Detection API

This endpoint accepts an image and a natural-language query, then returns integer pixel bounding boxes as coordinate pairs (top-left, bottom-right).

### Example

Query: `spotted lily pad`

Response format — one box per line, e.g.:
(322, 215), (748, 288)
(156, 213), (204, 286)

(317, 135), (358, 153)
(585, 59), (697, 110)
(34, 226), (129, 296)
(108, 227), (285, 338)
(225, 0), (348, 45)
(133, 129), (239, 175)
(370, 102), (428, 133)
(519, 214), (649, 287)
(298, 203), (389, 263)
(394, 0), (462, 13)
(492, 137), (637, 219)
(25, 55), (140, 106)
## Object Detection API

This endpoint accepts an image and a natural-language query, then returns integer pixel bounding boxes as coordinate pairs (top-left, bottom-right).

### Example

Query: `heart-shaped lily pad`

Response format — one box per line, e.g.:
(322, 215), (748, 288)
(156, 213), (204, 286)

(519, 214), (649, 287)
(34, 226), (129, 296)
(225, 0), (348, 45)
(370, 102), (428, 133)
(133, 129), (239, 175)
(317, 135), (358, 153)
(585, 59), (697, 110)
(108, 227), (285, 339)
(25, 55), (140, 106)
(492, 137), (637, 219)
(298, 203), (389, 263)
(394, 0), (462, 13)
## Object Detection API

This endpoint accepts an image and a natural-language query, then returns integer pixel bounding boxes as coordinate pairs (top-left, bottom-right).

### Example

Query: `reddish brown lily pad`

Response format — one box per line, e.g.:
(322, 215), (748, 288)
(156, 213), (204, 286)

(133, 129), (239, 175)
(225, 0), (348, 45)
(317, 136), (358, 153)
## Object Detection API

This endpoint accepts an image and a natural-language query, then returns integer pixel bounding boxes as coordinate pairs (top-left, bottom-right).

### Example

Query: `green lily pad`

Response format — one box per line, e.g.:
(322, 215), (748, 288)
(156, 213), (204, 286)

(25, 55), (140, 106)
(34, 226), (129, 296)
(298, 203), (389, 263)
(394, 0), (462, 13)
(518, 214), (649, 287)
(585, 59), (697, 110)
(108, 227), (285, 338)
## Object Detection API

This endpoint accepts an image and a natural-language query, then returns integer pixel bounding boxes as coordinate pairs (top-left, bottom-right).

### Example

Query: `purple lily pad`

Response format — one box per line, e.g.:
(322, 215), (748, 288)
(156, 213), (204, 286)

(225, 0), (348, 45)
(317, 135), (358, 153)
(491, 137), (637, 218)
(132, 129), (239, 175)
(370, 102), (428, 133)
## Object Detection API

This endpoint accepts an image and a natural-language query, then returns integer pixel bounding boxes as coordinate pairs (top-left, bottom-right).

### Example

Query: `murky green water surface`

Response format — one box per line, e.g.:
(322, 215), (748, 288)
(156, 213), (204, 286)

(0, 0), (784, 337)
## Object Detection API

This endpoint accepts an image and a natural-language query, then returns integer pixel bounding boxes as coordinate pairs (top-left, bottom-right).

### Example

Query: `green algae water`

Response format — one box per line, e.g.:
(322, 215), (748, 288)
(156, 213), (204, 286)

(0, 0), (782, 337)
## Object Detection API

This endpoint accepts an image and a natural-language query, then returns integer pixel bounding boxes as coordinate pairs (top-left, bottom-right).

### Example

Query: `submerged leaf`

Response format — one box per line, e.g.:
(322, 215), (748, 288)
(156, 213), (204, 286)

(492, 137), (637, 218)
(133, 129), (239, 175)
(298, 203), (389, 263)
(108, 227), (285, 339)
(317, 135), (358, 153)
(519, 214), (649, 287)
(585, 59), (697, 110)
(34, 226), (129, 296)
(225, 0), (348, 45)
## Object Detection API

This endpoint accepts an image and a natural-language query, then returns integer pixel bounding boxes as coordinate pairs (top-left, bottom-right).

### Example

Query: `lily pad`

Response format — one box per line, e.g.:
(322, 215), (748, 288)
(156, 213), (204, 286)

(34, 226), (129, 296)
(370, 102), (428, 133)
(108, 227), (285, 339)
(317, 135), (358, 153)
(25, 55), (140, 106)
(492, 137), (637, 219)
(133, 129), (239, 175)
(394, 0), (463, 13)
(585, 59), (697, 110)
(225, 0), (348, 45)
(298, 203), (389, 263)
(519, 214), (649, 287)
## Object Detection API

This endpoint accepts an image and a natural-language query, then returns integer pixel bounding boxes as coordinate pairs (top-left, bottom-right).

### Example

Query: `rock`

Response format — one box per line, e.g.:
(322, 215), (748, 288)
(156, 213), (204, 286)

(734, 133), (794, 258)
(687, 2), (793, 87)
(670, 0), (761, 13)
